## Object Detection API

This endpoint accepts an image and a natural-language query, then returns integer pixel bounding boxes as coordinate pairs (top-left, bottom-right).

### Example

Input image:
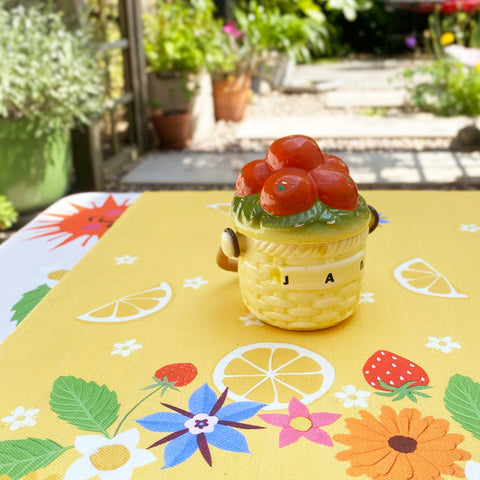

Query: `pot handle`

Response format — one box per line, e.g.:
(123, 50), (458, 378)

(217, 228), (240, 272)
(216, 228), (239, 272)
(368, 205), (379, 234)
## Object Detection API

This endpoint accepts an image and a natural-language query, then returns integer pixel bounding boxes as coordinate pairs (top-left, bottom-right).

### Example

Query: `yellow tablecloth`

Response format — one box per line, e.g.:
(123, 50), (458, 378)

(1, 190), (480, 480)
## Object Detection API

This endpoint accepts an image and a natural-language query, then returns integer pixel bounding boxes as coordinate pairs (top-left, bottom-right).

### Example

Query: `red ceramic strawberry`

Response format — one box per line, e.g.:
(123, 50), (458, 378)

(144, 362), (198, 395)
(265, 134), (324, 171)
(362, 350), (431, 402)
(235, 159), (271, 196)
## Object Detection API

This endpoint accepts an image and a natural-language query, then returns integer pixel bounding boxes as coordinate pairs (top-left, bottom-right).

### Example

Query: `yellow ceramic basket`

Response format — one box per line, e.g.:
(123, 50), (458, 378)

(217, 207), (378, 331)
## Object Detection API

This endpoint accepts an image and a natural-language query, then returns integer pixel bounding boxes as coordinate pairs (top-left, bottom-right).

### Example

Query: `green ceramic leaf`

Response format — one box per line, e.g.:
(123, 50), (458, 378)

(10, 284), (51, 326)
(50, 376), (120, 436)
(0, 438), (69, 480)
(444, 374), (480, 439)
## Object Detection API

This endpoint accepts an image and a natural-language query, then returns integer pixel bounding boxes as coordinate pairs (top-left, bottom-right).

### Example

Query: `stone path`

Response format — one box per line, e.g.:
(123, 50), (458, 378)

(119, 58), (480, 190)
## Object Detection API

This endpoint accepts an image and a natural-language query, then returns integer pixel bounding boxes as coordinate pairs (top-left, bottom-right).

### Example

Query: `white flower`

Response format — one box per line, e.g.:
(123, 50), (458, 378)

(359, 292), (375, 303)
(111, 339), (143, 357)
(466, 461), (480, 480)
(64, 428), (156, 480)
(2, 406), (40, 431)
(183, 277), (208, 289)
(115, 255), (138, 265)
(426, 336), (461, 353)
(460, 224), (480, 233)
(184, 413), (218, 434)
(239, 313), (264, 327)
(335, 385), (370, 408)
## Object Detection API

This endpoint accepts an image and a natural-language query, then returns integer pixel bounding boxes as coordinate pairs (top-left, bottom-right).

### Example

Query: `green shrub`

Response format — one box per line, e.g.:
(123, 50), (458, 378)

(0, 3), (105, 136)
(404, 58), (480, 117)
(0, 195), (18, 231)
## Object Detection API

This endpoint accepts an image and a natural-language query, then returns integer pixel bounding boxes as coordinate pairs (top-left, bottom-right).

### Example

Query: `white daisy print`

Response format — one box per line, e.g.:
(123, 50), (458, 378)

(115, 255), (138, 265)
(111, 339), (143, 357)
(460, 224), (480, 233)
(64, 428), (156, 480)
(426, 336), (461, 353)
(239, 313), (264, 326)
(2, 406), (40, 431)
(359, 292), (375, 303)
(335, 385), (370, 408)
(184, 277), (208, 289)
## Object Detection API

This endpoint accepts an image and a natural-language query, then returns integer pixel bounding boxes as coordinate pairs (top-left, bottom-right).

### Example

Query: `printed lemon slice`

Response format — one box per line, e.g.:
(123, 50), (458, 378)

(77, 282), (172, 323)
(205, 203), (231, 216)
(213, 343), (335, 410)
(394, 258), (467, 298)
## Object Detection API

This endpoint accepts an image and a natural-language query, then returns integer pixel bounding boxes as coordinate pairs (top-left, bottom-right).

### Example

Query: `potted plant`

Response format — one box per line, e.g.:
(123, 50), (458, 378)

(0, 3), (104, 213)
(207, 19), (256, 122)
(236, 2), (328, 90)
(142, 0), (220, 146)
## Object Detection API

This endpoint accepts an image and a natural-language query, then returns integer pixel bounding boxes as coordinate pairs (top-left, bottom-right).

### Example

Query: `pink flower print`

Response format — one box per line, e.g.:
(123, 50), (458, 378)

(258, 397), (341, 448)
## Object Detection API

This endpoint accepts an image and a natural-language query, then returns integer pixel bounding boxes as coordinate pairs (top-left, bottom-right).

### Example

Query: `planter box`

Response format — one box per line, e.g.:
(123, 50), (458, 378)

(0, 119), (72, 213)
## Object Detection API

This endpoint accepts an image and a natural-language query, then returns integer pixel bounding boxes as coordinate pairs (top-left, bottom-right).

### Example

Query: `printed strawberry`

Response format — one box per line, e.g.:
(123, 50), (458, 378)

(143, 362), (198, 395)
(362, 350), (431, 402)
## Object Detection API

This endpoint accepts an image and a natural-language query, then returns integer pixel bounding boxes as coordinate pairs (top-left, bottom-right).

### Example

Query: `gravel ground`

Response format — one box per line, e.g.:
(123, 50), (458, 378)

(187, 91), (452, 154)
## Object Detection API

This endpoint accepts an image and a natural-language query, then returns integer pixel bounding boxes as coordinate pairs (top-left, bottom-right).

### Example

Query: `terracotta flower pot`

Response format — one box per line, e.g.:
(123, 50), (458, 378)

(150, 109), (191, 149)
(212, 75), (251, 122)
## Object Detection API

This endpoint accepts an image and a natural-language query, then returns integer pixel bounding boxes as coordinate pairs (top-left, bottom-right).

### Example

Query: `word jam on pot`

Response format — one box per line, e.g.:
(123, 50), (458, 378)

(278, 251), (365, 290)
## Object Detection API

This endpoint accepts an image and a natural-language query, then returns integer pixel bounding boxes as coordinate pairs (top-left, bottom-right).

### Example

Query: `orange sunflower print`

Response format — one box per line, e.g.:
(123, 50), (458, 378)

(333, 406), (470, 480)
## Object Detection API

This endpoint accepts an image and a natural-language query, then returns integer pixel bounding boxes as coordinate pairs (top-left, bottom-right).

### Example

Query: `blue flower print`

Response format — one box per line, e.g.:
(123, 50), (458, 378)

(378, 212), (390, 225)
(136, 383), (265, 468)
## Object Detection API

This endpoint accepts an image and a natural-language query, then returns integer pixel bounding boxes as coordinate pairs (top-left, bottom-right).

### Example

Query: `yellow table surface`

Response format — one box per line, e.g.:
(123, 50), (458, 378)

(1, 190), (480, 480)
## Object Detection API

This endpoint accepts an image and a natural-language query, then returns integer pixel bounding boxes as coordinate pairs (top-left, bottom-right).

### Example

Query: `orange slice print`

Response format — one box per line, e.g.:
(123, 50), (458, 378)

(394, 258), (467, 298)
(77, 282), (172, 323)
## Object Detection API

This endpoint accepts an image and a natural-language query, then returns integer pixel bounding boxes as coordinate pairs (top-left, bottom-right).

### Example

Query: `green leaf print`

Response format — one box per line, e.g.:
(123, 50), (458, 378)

(10, 284), (51, 326)
(50, 376), (120, 436)
(0, 438), (70, 480)
(444, 374), (480, 439)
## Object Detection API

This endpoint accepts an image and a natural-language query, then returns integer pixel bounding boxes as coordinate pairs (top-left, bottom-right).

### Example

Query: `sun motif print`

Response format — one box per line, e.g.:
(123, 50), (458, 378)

(26, 195), (130, 249)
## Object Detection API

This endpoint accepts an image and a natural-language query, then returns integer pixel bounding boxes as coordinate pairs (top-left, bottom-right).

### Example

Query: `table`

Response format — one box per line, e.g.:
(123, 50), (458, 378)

(0, 190), (479, 480)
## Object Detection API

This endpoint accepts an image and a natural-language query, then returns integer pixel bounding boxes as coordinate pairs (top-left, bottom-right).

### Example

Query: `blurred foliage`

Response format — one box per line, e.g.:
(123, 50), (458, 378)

(143, 0), (223, 74)
(235, 1), (328, 61)
(0, 1), (105, 136)
(403, 58), (480, 117)
(0, 195), (18, 231)
(427, 5), (480, 57)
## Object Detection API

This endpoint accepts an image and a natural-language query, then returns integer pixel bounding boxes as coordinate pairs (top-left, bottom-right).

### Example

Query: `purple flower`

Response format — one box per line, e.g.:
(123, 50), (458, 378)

(223, 22), (243, 39)
(136, 383), (265, 468)
(405, 36), (417, 49)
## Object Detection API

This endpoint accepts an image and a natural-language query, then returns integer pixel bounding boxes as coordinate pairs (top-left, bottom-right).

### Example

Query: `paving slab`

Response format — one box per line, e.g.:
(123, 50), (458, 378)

(323, 90), (406, 108)
(235, 113), (474, 140)
(121, 150), (480, 187)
